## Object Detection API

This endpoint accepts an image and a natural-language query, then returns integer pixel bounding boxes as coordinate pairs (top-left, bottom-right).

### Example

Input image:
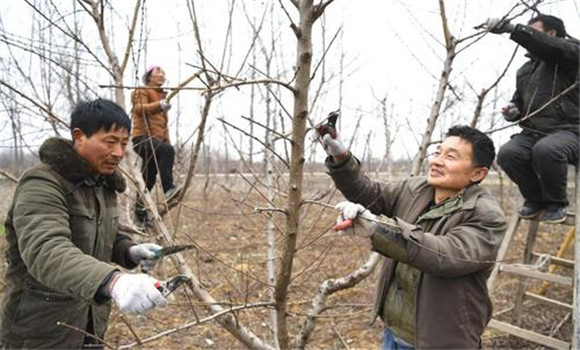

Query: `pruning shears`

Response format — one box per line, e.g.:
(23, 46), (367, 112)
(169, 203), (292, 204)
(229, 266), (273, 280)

(155, 274), (191, 297)
(152, 244), (196, 259)
(315, 110), (340, 139)
(333, 219), (354, 232)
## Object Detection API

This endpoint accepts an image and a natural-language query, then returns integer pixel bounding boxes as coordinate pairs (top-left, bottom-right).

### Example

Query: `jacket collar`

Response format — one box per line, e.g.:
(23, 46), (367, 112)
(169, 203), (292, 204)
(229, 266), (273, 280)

(417, 184), (481, 222)
(38, 137), (126, 193)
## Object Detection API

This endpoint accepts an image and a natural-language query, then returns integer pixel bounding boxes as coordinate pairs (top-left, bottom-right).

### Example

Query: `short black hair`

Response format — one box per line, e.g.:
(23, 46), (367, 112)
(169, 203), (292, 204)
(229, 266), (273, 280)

(445, 125), (495, 168)
(70, 98), (131, 138)
(528, 14), (566, 37)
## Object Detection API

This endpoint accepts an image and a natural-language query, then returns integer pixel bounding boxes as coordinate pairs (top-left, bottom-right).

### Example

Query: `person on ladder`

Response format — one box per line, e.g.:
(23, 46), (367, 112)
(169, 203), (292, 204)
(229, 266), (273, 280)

(131, 65), (180, 227)
(482, 15), (579, 223)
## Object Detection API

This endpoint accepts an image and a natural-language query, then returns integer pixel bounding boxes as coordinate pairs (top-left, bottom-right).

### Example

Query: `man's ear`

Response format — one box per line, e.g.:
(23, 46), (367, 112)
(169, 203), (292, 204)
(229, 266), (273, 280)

(71, 128), (86, 147)
(547, 29), (558, 37)
(471, 167), (489, 183)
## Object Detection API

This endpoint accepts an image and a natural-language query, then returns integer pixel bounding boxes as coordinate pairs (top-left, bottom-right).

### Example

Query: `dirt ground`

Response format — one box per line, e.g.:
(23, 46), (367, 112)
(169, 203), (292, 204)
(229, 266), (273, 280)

(0, 171), (576, 349)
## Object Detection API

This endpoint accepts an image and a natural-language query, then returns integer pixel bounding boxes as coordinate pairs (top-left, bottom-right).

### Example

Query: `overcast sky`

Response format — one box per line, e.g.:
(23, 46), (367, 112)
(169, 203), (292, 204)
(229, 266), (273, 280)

(0, 0), (578, 164)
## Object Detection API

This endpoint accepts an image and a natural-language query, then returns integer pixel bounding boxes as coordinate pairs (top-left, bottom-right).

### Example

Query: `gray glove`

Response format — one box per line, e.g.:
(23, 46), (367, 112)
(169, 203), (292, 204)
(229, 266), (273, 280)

(483, 18), (515, 34)
(128, 243), (162, 272)
(159, 99), (172, 112)
(501, 102), (520, 122)
(109, 273), (167, 315)
(334, 201), (376, 238)
(313, 130), (349, 158)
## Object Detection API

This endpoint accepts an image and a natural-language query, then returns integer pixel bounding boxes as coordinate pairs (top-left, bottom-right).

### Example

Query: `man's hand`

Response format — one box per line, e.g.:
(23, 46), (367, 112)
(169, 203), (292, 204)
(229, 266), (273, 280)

(314, 130), (348, 159)
(109, 273), (167, 314)
(501, 102), (521, 122)
(481, 18), (515, 34)
(159, 99), (171, 111)
(128, 243), (162, 272)
(334, 201), (376, 238)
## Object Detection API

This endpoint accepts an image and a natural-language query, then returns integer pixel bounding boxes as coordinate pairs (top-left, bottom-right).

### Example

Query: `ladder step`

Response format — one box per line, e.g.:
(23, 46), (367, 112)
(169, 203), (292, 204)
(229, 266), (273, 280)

(531, 253), (574, 269)
(524, 292), (573, 310)
(488, 319), (570, 350)
(498, 264), (573, 286)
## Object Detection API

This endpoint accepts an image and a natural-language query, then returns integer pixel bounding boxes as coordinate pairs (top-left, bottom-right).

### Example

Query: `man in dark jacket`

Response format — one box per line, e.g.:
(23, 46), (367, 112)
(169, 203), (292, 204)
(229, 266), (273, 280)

(318, 125), (507, 349)
(1, 99), (167, 349)
(483, 15), (579, 223)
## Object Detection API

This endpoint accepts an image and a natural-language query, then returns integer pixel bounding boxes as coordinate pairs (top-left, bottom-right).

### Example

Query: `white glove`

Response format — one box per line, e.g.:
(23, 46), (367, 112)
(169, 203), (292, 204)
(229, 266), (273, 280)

(110, 273), (167, 314)
(482, 18), (515, 34)
(128, 243), (162, 272)
(316, 132), (348, 158)
(159, 99), (172, 111)
(501, 102), (521, 122)
(334, 201), (376, 238)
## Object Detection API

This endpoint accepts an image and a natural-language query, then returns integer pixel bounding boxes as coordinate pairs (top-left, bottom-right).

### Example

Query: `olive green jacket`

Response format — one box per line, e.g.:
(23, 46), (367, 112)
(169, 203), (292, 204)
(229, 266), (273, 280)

(0, 138), (137, 349)
(327, 155), (507, 349)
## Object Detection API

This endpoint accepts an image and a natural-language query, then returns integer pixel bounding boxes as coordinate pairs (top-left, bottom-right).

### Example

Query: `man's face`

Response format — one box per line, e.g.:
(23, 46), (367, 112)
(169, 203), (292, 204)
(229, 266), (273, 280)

(530, 20), (557, 36)
(427, 136), (486, 193)
(148, 67), (166, 86)
(73, 126), (129, 176)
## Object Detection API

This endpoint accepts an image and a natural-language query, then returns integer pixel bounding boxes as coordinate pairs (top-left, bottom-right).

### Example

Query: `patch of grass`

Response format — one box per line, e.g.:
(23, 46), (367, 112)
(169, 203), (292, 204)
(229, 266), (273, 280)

(0, 224), (4, 235)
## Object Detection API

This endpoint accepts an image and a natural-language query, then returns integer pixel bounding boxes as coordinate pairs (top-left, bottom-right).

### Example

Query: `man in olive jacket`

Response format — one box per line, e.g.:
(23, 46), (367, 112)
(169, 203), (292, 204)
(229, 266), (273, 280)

(319, 125), (507, 349)
(1, 99), (168, 349)
(483, 15), (579, 223)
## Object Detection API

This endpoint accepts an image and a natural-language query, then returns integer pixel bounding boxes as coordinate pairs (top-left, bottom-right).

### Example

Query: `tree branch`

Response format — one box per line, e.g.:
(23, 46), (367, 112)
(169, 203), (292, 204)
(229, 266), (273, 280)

(294, 253), (381, 349)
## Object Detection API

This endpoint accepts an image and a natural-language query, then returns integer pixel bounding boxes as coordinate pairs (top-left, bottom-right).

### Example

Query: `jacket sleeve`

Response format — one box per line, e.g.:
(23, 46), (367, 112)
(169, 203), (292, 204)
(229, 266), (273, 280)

(132, 89), (161, 116)
(510, 90), (523, 112)
(510, 24), (580, 69)
(12, 174), (116, 303)
(371, 197), (507, 278)
(112, 233), (137, 269)
(325, 154), (406, 217)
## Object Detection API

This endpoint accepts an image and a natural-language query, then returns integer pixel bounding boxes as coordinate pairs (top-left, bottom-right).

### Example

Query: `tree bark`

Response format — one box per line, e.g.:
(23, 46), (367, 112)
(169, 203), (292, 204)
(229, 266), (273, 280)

(275, 1), (314, 348)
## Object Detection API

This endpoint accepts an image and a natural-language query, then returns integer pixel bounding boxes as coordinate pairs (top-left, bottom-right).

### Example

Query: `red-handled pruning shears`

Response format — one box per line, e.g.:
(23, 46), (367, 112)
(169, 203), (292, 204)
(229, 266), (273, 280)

(315, 110), (340, 139)
(333, 219), (353, 232)
(155, 274), (191, 297)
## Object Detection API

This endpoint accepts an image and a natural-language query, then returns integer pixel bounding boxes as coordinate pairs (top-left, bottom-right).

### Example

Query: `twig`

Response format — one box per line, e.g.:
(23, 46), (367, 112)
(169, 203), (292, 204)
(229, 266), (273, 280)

(310, 25), (342, 81)
(117, 302), (274, 349)
(218, 118), (289, 168)
(56, 322), (114, 349)
(0, 169), (18, 183)
(486, 80), (579, 135)
(331, 318), (350, 350)
(99, 84), (202, 91)
(120, 315), (142, 346)
(240, 115), (293, 142)
(203, 78), (296, 95)
(166, 70), (204, 101)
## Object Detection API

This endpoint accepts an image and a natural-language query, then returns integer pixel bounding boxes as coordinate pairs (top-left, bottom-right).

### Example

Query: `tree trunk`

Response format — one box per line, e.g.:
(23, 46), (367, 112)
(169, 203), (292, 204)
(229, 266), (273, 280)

(275, 1), (314, 348)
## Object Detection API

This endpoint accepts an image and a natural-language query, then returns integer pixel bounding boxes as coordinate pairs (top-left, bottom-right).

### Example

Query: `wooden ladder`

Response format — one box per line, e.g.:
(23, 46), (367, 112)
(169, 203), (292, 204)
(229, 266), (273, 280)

(486, 170), (580, 349)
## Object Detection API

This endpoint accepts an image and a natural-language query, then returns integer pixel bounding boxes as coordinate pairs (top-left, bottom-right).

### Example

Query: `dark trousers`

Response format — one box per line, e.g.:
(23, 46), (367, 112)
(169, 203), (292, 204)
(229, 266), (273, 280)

(497, 130), (579, 205)
(133, 136), (175, 193)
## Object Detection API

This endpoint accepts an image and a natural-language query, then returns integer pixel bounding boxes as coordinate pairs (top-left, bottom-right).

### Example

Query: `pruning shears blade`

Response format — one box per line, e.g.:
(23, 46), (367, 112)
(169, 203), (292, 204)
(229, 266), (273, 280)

(327, 110), (339, 128)
(155, 274), (191, 297)
(315, 110), (340, 139)
(153, 244), (196, 259)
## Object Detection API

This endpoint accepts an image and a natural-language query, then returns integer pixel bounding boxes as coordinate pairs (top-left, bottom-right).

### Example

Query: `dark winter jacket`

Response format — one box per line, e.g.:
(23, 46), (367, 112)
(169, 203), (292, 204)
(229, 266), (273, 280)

(327, 155), (507, 349)
(509, 24), (579, 134)
(0, 137), (137, 349)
